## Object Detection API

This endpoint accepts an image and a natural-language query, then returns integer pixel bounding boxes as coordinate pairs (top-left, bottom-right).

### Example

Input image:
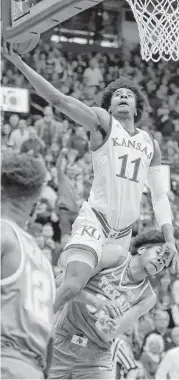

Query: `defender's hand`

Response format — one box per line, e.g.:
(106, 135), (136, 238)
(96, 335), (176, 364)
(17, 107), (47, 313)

(160, 242), (179, 271)
(97, 299), (123, 319)
(2, 42), (22, 64)
(96, 315), (117, 335)
(89, 296), (123, 319)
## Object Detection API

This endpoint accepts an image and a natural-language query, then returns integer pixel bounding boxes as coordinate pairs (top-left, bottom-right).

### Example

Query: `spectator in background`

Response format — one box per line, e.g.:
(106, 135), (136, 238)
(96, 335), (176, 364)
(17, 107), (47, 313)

(167, 279), (179, 328)
(1, 123), (11, 147)
(61, 127), (72, 150)
(153, 131), (166, 158)
(155, 327), (179, 379)
(145, 310), (173, 352)
(171, 326), (179, 347)
(83, 57), (103, 86)
(70, 125), (89, 158)
(56, 153), (83, 241)
(133, 313), (154, 358)
(45, 153), (54, 172)
(41, 181), (57, 210)
(8, 119), (29, 153)
(42, 223), (55, 260)
(81, 84), (98, 107)
(42, 222), (54, 240)
(48, 166), (58, 192)
(8, 113), (19, 131)
(78, 150), (93, 182)
(95, 80), (106, 106)
(156, 271), (171, 311)
(35, 51), (47, 75)
(21, 126), (45, 157)
(35, 199), (52, 224)
(166, 140), (179, 163)
(49, 142), (61, 163)
(35, 106), (63, 149)
(58, 147), (79, 172)
(139, 333), (164, 379)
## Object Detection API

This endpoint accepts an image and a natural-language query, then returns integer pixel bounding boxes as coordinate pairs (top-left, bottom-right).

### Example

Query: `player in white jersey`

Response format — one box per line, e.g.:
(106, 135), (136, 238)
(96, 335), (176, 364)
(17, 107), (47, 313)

(3, 44), (178, 314)
(1, 154), (56, 379)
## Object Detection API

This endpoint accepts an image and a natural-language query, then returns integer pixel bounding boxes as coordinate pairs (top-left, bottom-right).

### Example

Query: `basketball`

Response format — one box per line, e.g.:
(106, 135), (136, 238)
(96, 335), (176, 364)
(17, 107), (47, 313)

(12, 34), (40, 55)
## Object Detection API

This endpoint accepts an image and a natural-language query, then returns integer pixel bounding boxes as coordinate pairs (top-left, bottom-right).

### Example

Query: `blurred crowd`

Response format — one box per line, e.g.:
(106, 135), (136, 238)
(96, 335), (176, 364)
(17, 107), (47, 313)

(1, 39), (179, 378)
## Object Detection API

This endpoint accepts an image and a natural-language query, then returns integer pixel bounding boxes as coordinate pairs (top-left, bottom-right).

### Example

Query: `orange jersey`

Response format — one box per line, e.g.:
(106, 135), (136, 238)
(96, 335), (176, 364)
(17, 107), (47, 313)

(55, 253), (155, 349)
(1, 219), (55, 370)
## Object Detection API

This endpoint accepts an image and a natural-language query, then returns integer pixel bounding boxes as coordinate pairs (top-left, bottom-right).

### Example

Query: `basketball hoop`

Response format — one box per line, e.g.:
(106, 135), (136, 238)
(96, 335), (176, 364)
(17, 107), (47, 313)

(125, 0), (179, 62)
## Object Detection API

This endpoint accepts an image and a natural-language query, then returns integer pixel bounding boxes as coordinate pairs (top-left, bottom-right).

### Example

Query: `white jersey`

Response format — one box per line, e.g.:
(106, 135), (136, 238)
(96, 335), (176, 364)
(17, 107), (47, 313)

(88, 117), (154, 230)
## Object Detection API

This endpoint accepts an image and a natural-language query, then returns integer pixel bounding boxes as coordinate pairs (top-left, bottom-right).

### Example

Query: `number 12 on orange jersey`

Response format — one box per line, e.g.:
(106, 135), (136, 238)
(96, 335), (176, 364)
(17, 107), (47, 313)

(24, 262), (51, 324)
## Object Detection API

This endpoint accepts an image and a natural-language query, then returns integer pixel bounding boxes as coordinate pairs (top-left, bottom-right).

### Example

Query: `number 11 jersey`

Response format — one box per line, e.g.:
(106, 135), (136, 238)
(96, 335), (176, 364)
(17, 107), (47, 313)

(88, 117), (154, 230)
(1, 219), (56, 371)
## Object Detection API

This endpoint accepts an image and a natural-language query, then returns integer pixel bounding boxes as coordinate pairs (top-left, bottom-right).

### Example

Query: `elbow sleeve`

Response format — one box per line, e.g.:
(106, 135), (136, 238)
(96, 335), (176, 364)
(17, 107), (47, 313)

(148, 166), (172, 227)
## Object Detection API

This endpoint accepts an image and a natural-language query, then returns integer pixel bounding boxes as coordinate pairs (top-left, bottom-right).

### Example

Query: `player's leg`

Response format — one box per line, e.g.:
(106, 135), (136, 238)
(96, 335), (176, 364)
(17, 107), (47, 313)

(50, 335), (114, 380)
(49, 336), (74, 379)
(71, 343), (114, 380)
(107, 230), (132, 253)
(73, 365), (114, 379)
(59, 202), (105, 269)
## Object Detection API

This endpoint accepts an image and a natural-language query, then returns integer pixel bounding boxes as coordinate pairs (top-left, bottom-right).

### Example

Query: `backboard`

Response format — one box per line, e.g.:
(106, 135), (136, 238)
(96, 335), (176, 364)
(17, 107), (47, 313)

(2, 0), (103, 42)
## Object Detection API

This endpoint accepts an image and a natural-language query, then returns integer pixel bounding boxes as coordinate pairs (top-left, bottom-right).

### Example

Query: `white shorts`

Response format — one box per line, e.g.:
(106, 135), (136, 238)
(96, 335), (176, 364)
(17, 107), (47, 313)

(64, 202), (132, 265)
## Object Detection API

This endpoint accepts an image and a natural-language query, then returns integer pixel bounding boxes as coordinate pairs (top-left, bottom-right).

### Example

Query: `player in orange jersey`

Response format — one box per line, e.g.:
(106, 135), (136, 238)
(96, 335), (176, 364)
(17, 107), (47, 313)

(1, 154), (56, 379)
(50, 229), (172, 379)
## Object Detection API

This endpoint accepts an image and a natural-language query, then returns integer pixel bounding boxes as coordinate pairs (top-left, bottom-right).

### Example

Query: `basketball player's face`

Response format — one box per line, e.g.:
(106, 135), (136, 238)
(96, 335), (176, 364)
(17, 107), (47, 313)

(140, 244), (166, 275)
(111, 88), (136, 119)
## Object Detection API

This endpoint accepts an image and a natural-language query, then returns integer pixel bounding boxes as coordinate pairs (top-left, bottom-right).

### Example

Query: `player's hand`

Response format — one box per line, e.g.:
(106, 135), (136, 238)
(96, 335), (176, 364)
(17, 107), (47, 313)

(96, 315), (117, 335)
(160, 241), (179, 272)
(96, 299), (123, 319)
(89, 294), (123, 319)
(2, 42), (21, 64)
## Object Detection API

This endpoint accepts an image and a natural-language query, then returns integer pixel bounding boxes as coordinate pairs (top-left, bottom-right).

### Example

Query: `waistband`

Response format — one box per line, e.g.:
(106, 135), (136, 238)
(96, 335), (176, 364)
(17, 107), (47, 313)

(92, 208), (132, 240)
(55, 331), (111, 351)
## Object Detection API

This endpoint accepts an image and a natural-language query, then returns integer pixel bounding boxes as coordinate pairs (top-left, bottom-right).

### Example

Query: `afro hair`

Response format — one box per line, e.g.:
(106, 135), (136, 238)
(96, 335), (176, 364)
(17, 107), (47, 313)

(1, 153), (46, 200)
(101, 76), (147, 123)
(131, 229), (165, 255)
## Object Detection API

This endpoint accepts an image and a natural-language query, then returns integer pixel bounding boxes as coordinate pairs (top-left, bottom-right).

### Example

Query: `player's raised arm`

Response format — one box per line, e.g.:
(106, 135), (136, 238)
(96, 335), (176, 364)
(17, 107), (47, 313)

(147, 139), (178, 269)
(3, 43), (109, 131)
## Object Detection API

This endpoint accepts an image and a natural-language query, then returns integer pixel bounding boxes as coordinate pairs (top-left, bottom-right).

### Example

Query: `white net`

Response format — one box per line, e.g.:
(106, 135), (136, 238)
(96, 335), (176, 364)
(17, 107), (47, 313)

(125, 0), (179, 62)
